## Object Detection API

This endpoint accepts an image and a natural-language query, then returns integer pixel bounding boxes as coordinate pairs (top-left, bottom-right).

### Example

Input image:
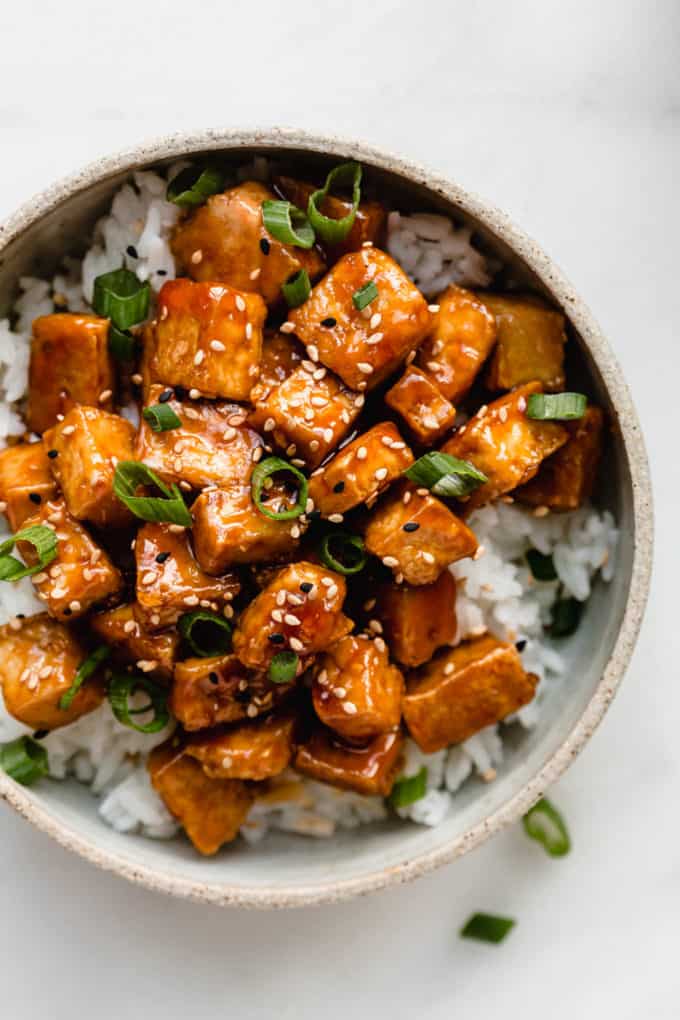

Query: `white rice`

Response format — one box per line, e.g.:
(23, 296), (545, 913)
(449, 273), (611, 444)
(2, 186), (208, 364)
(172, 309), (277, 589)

(0, 163), (617, 844)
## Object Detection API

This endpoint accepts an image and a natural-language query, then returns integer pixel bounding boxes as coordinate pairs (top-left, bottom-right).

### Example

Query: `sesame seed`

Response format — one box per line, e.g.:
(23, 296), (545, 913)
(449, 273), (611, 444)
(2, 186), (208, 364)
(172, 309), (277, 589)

(306, 345), (319, 362)
(428, 303), (440, 313)
(32, 572), (48, 584)
(142, 571), (157, 585)
(357, 362), (373, 374)
(309, 439), (320, 452)
(476, 404), (488, 417)
(252, 447), (263, 462)
(223, 605), (234, 619)
(357, 381), (367, 391)
(189, 388), (201, 400)
(417, 488), (429, 497)
(246, 704), (258, 717)
(311, 396), (327, 408)
(272, 609), (284, 623)
(328, 513), (344, 524)
(368, 619), (383, 634)
(321, 317), (336, 328)
(291, 458), (305, 467)
(473, 545), (486, 560)
(169, 524), (186, 532)
(382, 556), (399, 568)
(98, 389), (112, 403)
(173, 458), (184, 473)
(131, 373), (143, 385)
(317, 669), (328, 685)
(326, 583), (339, 599)
(313, 367), (326, 380)
(517, 397), (527, 412)
(405, 350), (417, 365)
(342, 701), (358, 715)
(290, 524), (301, 538)
(0, 501), (8, 513)
(395, 572), (404, 584)
(190, 249), (203, 264)
(333, 686), (346, 698)
(403, 522), (419, 533)
(280, 321), (295, 334)
(533, 506), (550, 518)
(354, 394), (365, 408)
(370, 312), (382, 329)
(289, 637), (304, 651)
(363, 598), (376, 611)
(69, 600), (81, 613)
(498, 407), (508, 423)
(250, 268), (261, 280)
(367, 332), (383, 346)
(443, 662), (455, 676)
(82, 568), (95, 581)
(123, 620), (137, 634)
(287, 593), (303, 605)
(61, 425), (76, 436)
(305, 498), (315, 513)
(275, 590), (287, 607)
(210, 339), (226, 352)
(422, 551), (436, 564)
(323, 428), (334, 443)
(356, 446), (368, 460)
(300, 582), (313, 593)
(374, 467), (388, 481)
(193, 350), (205, 366)
(284, 613), (301, 626)
(228, 413), (246, 426)
(263, 417), (276, 431)
(223, 427), (237, 441)
(235, 295), (246, 312)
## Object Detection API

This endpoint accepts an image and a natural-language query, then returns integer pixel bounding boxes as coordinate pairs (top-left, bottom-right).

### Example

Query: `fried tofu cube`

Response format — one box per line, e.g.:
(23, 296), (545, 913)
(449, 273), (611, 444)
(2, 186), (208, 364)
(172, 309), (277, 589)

(385, 366), (458, 444)
(233, 561), (352, 671)
(148, 742), (253, 855)
(515, 406), (604, 510)
(0, 614), (105, 730)
(308, 422), (414, 517)
(185, 712), (296, 781)
(417, 285), (497, 403)
(275, 175), (387, 259)
(43, 406), (135, 528)
(0, 442), (57, 530)
(312, 635), (403, 743)
(170, 181), (325, 306)
(27, 313), (115, 434)
(480, 292), (567, 392)
(90, 604), (179, 681)
(289, 248), (431, 391)
(294, 727), (403, 796)
(134, 523), (239, 632)
(375, 570), (458, 667)
(403, 635), (538, 752)
(149, 278), (266, 401)
(441, 382), (569, 513)
(364, 483), (478, 585)
(171, 653), (293, 731)
(249, 331), (305, 396)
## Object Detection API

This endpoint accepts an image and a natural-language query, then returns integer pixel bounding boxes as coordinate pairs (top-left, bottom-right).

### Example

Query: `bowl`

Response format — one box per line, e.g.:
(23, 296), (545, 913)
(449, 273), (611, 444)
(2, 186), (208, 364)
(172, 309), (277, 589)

(0, 128), (653, 907)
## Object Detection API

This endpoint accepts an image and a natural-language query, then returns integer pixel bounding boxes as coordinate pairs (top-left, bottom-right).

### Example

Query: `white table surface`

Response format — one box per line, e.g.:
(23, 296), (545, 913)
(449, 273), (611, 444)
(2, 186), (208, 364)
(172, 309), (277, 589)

(0, 1), (676, 1015)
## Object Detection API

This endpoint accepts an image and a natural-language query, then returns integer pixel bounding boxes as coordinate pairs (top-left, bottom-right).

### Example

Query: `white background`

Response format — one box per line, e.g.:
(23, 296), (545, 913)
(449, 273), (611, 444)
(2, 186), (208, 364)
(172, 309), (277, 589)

(0, 1), (677, 1016)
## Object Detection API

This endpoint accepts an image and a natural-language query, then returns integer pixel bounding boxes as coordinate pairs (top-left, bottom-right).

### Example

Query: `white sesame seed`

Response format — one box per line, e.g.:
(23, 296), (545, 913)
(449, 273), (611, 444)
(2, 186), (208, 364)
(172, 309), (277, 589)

(246, 704), (258, 717)
(405, 350), (417, 365)
(325, 583), (339, 599)
(271, 609), (284, 623)
(305, 498), (315, 513)
(193, 350), (205, 366)
(317, 669), (328, 685)
(249, 268), (261, 280)
(354, 394), (365, 408)
(98, 389), (112, 403)
(309, 439), (320, 452)
(291, 458), (305, 467)
(235, 295), (246, 312)
(417, 487), (429, 497)
(356, 446), (368, 461)
(252, 447), (263, 462)
(328, 513), (344, 524)
(223, 604), (234, 619)
(311, 396), (327, 408)
(123, 620), (137, 634)
(368, 619), (383, 634)
(313, 367), (326, 380)
(69, 600), (81, 613)
(32, 572), (48, 584)
(518, 397), (527, 412)
(284, 613), (301, 626)
(173, 458), (184, 473)
(357, 381), (367, 391)
(190, 249), (203, 264)
(0, 501), (7, 513)
(228, 413), (247, 427)
(473, 545), (486, 561)
(422, 551), (436, 564)
(374, 467), (388, 481)
(142, 571), (157, 586)
(533, 505), (550, 518)
(381, 435), (394, 447)
(370, 312), (382, 329)
(357, 362), (373, 374)
(382, 556), (399, 568)
(39, 665), (52, 679)
(223, 427), (237, 441)
(290, 524), (301, 539)
(184, 594), (200, 606)
(276, 590), (287, 607)
(443, 662), (455, 676)
(263, 417), (276, 432)
(189, 388), (201, 400)
(289, 637), (304, 651)
(306, 345), (319, 362)
(210, 340), (226, 352)
(333, 686), (346, 698)
(280, 321), (295, 334)
(61, 425), (76, 436)
(342, 701), (358, 715)
(428, 303), (440, 313)
(323, 428), (334, 443)
(169, 524), (186, 533)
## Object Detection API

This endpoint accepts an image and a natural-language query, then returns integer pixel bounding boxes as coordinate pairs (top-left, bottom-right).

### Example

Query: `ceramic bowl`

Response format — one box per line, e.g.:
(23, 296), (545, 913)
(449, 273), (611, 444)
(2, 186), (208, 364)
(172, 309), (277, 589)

(0, 128), (653, 907)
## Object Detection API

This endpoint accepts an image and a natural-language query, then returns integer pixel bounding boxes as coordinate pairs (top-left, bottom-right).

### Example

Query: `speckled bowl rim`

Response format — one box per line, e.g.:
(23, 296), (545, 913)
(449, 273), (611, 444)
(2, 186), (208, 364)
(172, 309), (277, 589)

(0, 127), (654, 908)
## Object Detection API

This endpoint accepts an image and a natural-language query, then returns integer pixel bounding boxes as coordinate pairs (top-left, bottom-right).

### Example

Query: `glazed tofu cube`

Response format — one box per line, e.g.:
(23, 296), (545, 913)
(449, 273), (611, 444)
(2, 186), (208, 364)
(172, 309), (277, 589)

(170, 181), (325, 306)
(233, 561), (352, 671)
(43, 406), (135, 528)
(480, 293), (567, 392)
(289, 248), (431, 391)
(185, 712), (296, 781)
(294, 727), (403, 796)
(148, 741), (254, 855)
(417, 285), (497, 403)
(386, 365), (458, 445)
(275, 175), (387, 259)
(0, 442), (57, 530)
(0, 614), (105, 730)
(134, 523), (239, 632)
(23, 499), (122, 620)
(27, 313), (114, 434)
(171, 653), (292, 731)
(149, 278), (266, 401)
(312, 635), (403, 744)
(249, 331), (305, 398)
(403, 635), (538, 752)
(364, 483), (478, 585)
(441, 382), (569, 513)
(308, 422), (414, 517)
(515, 406), (604, 510)
(375, 570), (458, 668)
(90, 604), (179, 681)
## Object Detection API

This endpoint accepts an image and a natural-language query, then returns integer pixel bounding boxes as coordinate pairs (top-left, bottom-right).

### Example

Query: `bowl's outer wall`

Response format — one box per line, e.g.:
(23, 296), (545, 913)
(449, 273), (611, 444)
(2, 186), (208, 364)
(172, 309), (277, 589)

(0, 129), (653, 908)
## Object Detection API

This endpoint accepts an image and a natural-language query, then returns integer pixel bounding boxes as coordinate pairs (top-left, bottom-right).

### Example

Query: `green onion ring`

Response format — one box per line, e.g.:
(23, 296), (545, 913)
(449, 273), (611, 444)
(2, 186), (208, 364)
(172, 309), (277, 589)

(251, 457), (308, 521)
(404, 452), (487, 499)
(166, 166), (223, 207)
(143, 404), (182, 433)
(269, 651), (299, 685)
(318, 531), (366, 575)
(262, 200), (315, 249)
(179, 611), (232, 657)
(281, 269), (311, 308)
(307, 162), (362, 244)
(59, 646), (111, 711)
(526, 392), (587, 421)
(93, 268), (150, 331)
(389, 766), (428, 808)
(0, 525), (58, 582)
(352, 281), (378, 310)
(460, 913), (516, 944)
(113, 461), (192, 526)
(108, 672), (170, 734)
(0, 736), (49, 786)
(522, 797), (571, 857)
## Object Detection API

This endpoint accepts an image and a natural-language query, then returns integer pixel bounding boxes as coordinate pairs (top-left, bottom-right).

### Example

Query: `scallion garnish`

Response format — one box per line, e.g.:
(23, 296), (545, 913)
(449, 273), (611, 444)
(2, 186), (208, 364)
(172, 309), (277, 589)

(262, 200), (315, 249)
(526, 549), (557, 581)
(93, 268), (150, 331)
(389, 766), (428, 808)
(526, 392), (587, 421)
(59, 646), (110, 711)
(281, 269), (311, 308)
(166, 166), (223, 207)
(108, 323), (137, 361)
(522, 797), (571, 857)
(460, 913), (516, 944)
(113, 462), (192, 526)
(307, 162), (362, 244)
(0, 736), (49, 786)
(404, 452), (487, 499)
(0, 525), (58, 582)
(319, 531), (366, 575)
(143, 404), (182, 433)
(179, 611), (232, 657)
(269, 651), (299, 685)
(549, 596), (583, 637)
(251, 457), (308, 521)
(352, 280), (378, 310)
(108, 671), (170, 734)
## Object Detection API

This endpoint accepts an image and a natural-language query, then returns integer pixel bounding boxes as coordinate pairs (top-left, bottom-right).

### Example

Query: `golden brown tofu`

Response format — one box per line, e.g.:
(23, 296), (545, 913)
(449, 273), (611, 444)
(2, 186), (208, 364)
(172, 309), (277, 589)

(250, 331), (305, 397)
(441, 382), (569, 513)
(289, 248), (431, 391)
(134, 523), (239, 632)
(515, 405), (604, 510)
(148, 278), (266, 401)
(27, 314), (115, 435)
(22, 499), (122, 620)
(0, 614), (105, 730)
(170, 181), (325, 305)
(308, 422), (414, 517)
(385, 365), (457, 444)
(171, 653), (292, 731)
(376, 570), (458, 668)
(417, 285), (497, 403)
(275, 175), (387, 259)
(43, 406), (135, 528)
(90, 604), (179, 681)
(0, 442), (57, 530)
(364, 483), (478, 585)
(313, 635), (403, 743)
(294, 727), (403, 796)
(148, 742), (253, 855)
(480, 293), (567, 392)
(185, 712), (296, 781)
(403, 635), (538, 752)
(233, 561), (352, 671)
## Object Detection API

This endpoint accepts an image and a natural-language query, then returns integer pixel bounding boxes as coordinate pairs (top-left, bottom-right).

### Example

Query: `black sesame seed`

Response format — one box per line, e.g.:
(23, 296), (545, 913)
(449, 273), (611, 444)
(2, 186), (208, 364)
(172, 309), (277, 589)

(209, 672), (220, 685)
(126, 245), (138, 258)
(259, 238), (271, 255)
(332, 481), (345, 493)
(174, 386), (187, 401)
(29, 493), (42, 505)
(299, 582), (313, 593)
(32, 730), (49, 740)
(268, 632), (285, 643)
(47, 449), (58, 460)
(155, 552), (170, 564)
(515, 640), (527, 652)
(63, 608), (72, 617)
(321, 317), (337, 328)
(16, 614), (25, 619)
(156, 269), (167, 276)
(159, 388), (173, 403)
(403, 522), (419, 533)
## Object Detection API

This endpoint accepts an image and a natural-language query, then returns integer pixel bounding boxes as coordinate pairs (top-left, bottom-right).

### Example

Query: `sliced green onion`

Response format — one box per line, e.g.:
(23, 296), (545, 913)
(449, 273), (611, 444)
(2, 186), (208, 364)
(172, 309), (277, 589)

(0, 736), (49, 786)
(549, 596), (583, 638)
(522, 797), (571, 857)
(108, 324), (137, 361)
(143, 404), (182, 433)
(108, 672), (170, 734)
(389, 766), (428, 808)
(251, 457), (308, 521)
(93, 268), (150, 330)
(166, 166), (223, 207)
(307, 162), (362, 244)
(113, 462), (192, 526)
(404, 452), (487, 499)
(179, 611), (232, 657)
(319, 531), (366, 575)
(59, 646), (110, 711)
(262, 200), (315, 249)
(526, 549), (557, 581)
(460, 913), (516, 944)
(526, 392), (587, 421)
(0, 525), (58, 582)
(281, 269), (311, 308)
(269, 651), (299, 685)
(352, 280), (378, 310)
